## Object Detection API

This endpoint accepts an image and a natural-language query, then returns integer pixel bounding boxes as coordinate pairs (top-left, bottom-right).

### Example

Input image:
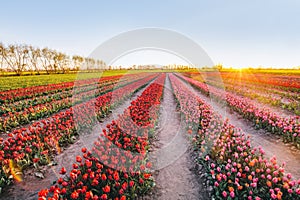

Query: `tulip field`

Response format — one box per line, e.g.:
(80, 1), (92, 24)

(0, 70), (299, 200)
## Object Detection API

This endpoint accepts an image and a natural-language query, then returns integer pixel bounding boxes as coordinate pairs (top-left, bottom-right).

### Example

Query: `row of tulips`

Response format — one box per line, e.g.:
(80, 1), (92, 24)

(194, 71), (300, 92)
(0, 76), (122, 116)
(0, 77), (103, 103)
(184, 71), (300, 98)
(169, 73), (300, 199)
(38, 74), (166, 200)
(221, 73), (300, 91)
(178, 74), (300, 148)
(184, 71), (300, 116)
(0, 74), (148, 133)
(205, 78), (300, 115)
(0, 73), (146, 103)
(220, 78), (300, 103)
(0, 74), (157, 193)
(0, 73), (148, 116)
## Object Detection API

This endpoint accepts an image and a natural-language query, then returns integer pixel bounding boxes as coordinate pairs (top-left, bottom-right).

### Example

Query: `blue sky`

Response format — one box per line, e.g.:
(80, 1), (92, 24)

(1, 0), (300, 68)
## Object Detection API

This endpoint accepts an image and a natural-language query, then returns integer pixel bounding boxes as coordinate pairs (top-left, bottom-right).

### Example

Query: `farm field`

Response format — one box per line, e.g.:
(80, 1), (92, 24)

(0, 70), (299, 200)
(0, 71), (136, 92)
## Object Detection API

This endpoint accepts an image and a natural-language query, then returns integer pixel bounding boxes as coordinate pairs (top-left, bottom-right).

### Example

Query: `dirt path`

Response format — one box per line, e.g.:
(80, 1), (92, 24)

(0, 83), (151, 200)
(183, 80), (300, 180)
(144, 74), (208, 200)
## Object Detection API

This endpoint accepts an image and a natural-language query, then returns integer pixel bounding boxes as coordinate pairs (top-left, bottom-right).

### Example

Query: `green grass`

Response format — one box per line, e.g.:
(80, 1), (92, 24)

(0, 69), (174, 91)
(0, 70), (131, 91)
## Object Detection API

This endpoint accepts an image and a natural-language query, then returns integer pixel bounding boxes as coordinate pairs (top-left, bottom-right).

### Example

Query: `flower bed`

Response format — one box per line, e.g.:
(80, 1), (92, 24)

(0, 74), (148, 133)
(169, 74), (300, 199)
(0, 74), (157, 193)
(178, 74), (300, 148)
(38, 74), (166, 200)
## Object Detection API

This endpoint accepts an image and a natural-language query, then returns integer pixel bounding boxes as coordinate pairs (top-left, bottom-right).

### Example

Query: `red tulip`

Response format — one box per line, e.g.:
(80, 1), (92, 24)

(102, 185), (110, 193)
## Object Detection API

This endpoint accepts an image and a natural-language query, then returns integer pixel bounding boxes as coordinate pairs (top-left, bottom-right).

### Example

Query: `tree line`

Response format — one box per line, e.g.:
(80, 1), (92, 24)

(0, 43), (106, 75)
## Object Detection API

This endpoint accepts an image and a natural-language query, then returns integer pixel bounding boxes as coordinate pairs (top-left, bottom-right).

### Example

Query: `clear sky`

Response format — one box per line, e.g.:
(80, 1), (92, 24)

(1, 0), (300, 68)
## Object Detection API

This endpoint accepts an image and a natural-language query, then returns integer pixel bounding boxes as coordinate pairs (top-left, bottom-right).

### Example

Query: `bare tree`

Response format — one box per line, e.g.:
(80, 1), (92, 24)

(0, 44), (29, 75)
(0, 44), (15, 74)
(85, 57), (96, 71)
(0, 43), (5, 73)
(72, 55), (84, 71)
(96, 59), (106, 70)
(40, 47), (55, 74)
(0, 42), (106, 75)
(52, 51), (67, 73)
(28, 46), (41, 74)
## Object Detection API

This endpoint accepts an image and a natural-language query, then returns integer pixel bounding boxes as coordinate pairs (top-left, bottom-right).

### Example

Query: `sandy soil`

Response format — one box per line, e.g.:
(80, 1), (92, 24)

(142, 75), (208, 200)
